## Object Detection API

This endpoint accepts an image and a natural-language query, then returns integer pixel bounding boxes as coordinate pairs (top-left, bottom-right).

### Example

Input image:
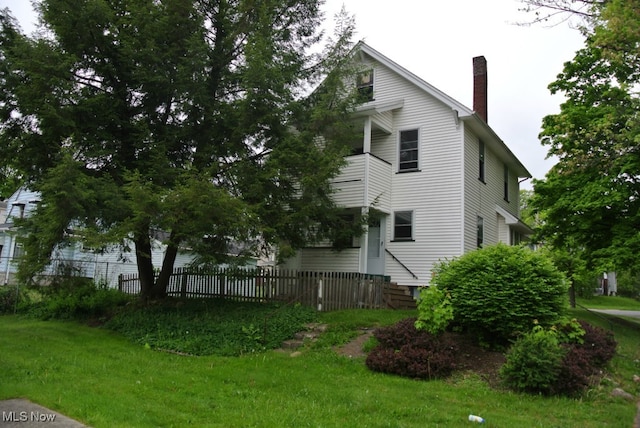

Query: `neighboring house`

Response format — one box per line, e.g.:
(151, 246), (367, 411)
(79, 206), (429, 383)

(282, 42), (532, 292)
(0, 187), (211, 287)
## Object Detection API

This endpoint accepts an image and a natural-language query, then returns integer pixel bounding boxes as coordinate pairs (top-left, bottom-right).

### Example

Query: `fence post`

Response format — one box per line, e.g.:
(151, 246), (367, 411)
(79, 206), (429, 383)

(220, 272), (226, 299)
(180, 269), (188, 298)
(317, 277), (323, 312)
(118, 273), (122, 292)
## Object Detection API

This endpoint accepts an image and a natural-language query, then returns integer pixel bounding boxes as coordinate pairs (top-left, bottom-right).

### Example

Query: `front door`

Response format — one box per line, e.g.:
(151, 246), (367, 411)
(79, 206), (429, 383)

(367, 217), (385, 276)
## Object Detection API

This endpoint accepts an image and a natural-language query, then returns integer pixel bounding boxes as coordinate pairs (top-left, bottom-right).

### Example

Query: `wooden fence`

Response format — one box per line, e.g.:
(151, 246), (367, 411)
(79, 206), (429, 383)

(118, 267), (389, 311)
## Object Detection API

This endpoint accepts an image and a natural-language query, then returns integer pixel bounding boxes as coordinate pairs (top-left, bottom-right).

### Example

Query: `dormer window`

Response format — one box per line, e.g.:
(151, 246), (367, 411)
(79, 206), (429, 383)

(357, 70), (374, 101)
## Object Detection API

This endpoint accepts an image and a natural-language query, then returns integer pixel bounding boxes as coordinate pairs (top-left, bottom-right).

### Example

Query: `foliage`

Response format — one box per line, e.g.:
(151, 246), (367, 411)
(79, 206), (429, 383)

(530, 0), (640, 273)
(365, 318), (458, 380)
(432, 243), (568, 346)
(552, 320), (617, 396)
(614, 270), (640, 299)
(415, 285), (453, 335)
(500, 325), (565, 394)
(104, 299), (317, 356)
(0, 1), (362, 298)
(501, 319), (617, 396)
(0, 285), (23, 314)
(23, 281), (132, 320)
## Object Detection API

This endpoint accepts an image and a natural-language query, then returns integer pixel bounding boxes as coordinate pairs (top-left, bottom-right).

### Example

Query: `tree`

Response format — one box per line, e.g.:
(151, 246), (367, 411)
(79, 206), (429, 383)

(529, 0), (640, 273)
(0, 0), (362, 298)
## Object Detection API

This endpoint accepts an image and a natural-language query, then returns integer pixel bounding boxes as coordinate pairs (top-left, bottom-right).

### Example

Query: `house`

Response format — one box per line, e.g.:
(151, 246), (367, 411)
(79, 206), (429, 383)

(281, 42), (532, 292)
(0, 187), (207, 287)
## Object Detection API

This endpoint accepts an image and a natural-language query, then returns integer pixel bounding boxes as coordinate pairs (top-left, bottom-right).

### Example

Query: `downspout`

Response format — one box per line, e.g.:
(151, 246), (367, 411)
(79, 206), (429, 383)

(361, 117), (373, 274)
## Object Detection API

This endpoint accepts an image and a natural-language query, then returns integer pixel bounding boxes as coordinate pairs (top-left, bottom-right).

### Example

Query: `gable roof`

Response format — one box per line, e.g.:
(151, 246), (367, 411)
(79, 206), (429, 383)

(354, 42), (531, 179)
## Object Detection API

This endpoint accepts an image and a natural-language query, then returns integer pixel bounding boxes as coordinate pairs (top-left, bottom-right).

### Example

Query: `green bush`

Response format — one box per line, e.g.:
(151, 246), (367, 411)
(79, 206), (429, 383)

(500, 325), (565, 394)
(501, 320), (617, 397)
(0, 285), (21, 314)
(433, 243), (569, 346)
(26, 280), (132, 320)
(415, 285), (453, 335)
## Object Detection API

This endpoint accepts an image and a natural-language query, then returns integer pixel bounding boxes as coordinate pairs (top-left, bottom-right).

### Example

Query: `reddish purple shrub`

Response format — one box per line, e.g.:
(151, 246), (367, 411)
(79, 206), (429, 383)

(365, 318), (458, 380)
(552, 321), (617, 396)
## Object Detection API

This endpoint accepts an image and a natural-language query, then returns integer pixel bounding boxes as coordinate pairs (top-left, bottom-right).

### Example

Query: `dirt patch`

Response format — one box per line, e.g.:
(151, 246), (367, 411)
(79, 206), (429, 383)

(334, 330), (506, 384)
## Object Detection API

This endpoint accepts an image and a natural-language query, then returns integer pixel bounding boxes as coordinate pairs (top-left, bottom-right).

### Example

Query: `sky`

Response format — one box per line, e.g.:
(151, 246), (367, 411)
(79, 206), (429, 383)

(1, 0), (585, 189)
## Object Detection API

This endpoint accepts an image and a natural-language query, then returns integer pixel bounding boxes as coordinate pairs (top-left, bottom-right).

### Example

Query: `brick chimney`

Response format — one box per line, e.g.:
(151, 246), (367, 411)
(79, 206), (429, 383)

(473, 56), (487, 123)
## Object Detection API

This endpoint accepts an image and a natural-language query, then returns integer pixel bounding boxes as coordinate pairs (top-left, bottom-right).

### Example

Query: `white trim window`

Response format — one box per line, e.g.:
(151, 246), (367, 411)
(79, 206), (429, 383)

(399, 129), (419, 172)
(503, 164), (510, 202)
(393, 210), (413, 241)
(477, 216), (484, 248)
(357, 69), (374, 101)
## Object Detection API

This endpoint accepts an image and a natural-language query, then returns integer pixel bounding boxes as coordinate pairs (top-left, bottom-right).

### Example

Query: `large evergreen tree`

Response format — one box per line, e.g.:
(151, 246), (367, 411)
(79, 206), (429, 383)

(529, 0), (640, 270)
(0, 0), (362, 298)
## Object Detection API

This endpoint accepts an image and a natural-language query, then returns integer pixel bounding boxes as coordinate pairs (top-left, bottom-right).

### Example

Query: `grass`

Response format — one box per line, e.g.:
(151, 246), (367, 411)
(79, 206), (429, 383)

(1, 304), (639, 427)
(577, 296), (640, 310)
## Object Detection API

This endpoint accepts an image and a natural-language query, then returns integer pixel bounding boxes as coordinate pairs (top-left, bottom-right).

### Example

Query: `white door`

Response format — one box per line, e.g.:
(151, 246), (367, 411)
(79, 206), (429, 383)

(367, 217), (385, 276)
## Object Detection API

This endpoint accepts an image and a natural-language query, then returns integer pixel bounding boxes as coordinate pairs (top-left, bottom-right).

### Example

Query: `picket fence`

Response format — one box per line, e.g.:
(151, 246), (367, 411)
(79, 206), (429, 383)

(118, 267), (389, 311)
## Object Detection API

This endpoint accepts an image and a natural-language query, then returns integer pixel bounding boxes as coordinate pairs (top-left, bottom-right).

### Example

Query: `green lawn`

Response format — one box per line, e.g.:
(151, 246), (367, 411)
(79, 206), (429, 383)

(577, 296), (640, 310)
(1, 308), (638, 427)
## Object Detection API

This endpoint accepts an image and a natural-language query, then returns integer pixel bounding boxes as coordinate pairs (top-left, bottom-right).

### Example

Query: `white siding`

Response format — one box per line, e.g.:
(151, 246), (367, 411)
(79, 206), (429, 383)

(332, 154), (392, 212)
(463, 128), (522, 251)
(366, 57), (465, 287)
(300, 248), (361, 272)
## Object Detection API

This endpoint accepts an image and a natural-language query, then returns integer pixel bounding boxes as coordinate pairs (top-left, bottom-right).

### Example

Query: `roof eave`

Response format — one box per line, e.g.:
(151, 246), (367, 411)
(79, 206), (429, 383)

(461, 113), (532, 179)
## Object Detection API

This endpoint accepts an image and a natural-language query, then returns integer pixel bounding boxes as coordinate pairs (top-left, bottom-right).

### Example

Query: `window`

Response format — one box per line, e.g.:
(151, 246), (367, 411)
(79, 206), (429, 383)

(478, 140), (485, 182)
(399, 129), (419, 171)
(477, 216), (484, 248)
(503, 164), (509, 201)
(394, 211), (413, 241)
(511, 229), (522, 245)
(357, 70), (374, 101)
(12, 242), (24, 259)
(12, 203), (25, 219)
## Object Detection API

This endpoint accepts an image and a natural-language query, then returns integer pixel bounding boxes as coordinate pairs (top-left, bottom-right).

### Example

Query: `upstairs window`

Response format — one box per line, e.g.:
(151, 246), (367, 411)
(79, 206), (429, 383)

(357, 70), (374, 101)
(479, 140), (485, 182)
(393, 211), (413, 241)
(399, 129), (419, 172)
(503, 164), (510, 202)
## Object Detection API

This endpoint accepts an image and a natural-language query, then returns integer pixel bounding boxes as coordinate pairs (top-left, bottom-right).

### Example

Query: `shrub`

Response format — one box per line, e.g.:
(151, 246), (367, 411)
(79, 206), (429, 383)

(0, 285), (22, 314)
(501, 320), (617, 397)
(365, 318), (457, 380)
(500, 325), (565, 394)
(551, 320), (617, 396)
(415, 285), (453, 335)
(27, 280), (132, 320)
(433, 243), (568, 346)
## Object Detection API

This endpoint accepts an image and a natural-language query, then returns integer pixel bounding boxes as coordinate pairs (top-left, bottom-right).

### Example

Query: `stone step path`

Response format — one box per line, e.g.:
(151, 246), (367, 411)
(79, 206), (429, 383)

(280, 323), (328, 350)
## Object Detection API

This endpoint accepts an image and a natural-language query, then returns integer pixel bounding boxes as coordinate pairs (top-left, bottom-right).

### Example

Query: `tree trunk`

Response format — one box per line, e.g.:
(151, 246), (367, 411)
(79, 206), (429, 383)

(569, 283), (576, 308)
(135, 231), (163, 299)
(155, 236), (180, 296)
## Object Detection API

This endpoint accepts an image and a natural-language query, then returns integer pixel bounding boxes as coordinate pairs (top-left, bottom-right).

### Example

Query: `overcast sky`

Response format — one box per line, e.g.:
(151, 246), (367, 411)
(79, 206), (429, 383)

(1, 0), (585, 189)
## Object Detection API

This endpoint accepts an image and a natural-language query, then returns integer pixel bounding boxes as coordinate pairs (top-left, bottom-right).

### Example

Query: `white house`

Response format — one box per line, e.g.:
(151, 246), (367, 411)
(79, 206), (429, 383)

(282, 42), (532, 291)
(0, 188), (202, 287)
